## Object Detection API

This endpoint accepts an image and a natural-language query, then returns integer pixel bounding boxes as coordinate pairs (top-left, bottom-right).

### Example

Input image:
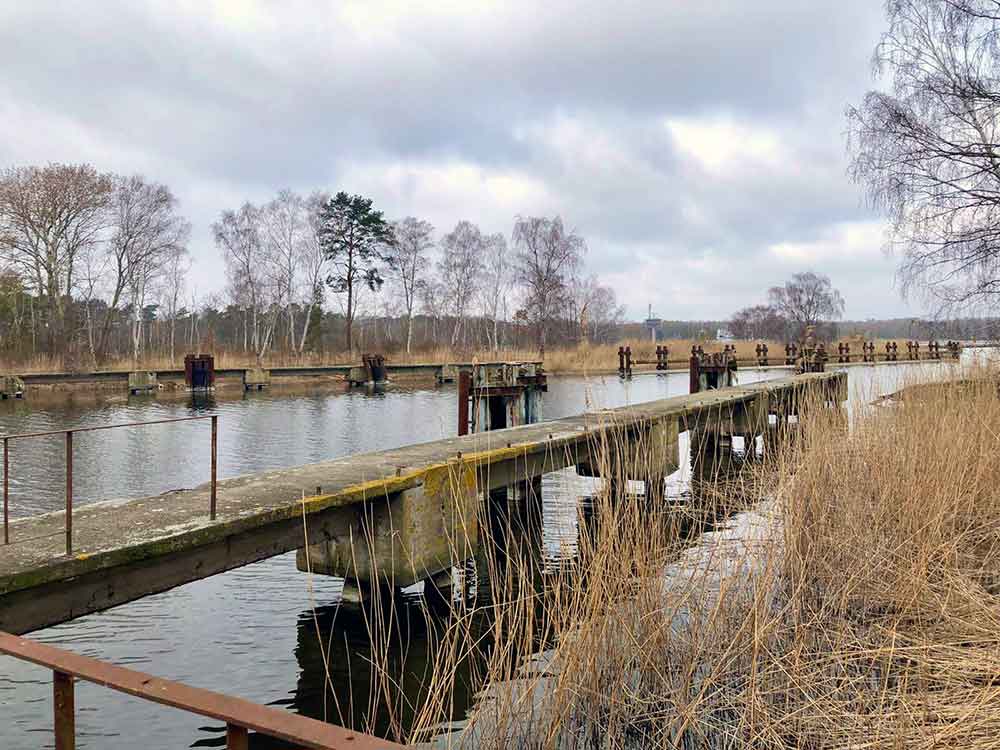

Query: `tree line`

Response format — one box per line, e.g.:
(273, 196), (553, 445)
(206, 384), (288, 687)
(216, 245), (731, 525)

(0, 164), (624, 365)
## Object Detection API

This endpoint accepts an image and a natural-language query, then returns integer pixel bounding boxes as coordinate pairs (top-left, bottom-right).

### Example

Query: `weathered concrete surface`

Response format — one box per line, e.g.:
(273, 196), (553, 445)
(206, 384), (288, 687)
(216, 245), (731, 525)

(297, 461), (480, 587)
(19, 360), (544, 394)
(0, 372), (844, 634)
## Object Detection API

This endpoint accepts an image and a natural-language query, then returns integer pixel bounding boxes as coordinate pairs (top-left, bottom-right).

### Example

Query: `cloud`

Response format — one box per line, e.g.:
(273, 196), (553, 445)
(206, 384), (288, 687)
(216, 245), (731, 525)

(0, 0), (912, 319)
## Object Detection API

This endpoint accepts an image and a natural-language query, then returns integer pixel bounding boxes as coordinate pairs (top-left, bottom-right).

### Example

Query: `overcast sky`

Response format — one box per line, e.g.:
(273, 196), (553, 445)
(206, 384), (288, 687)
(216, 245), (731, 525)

(0, 1), (915, 321)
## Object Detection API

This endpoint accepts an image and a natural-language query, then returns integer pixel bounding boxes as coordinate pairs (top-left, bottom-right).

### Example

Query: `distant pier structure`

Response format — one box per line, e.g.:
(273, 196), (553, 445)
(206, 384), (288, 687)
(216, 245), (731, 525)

(644, 304), (662, 343)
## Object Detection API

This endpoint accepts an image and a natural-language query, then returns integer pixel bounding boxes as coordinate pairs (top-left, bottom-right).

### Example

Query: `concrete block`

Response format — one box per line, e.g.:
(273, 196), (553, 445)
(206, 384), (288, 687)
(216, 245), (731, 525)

(128, 371), (157, 394)
(437, 364), (458, 383)
(0, 375), (24, 399)
(347, 366), (368, 386)
(297, 461), (479, 588)
(576, 416), (680, 480)
(242, 367), (270, 391)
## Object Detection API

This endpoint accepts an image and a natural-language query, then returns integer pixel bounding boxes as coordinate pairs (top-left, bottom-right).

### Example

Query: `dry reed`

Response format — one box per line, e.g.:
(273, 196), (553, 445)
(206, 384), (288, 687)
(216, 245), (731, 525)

(305, 370), (1000, 749)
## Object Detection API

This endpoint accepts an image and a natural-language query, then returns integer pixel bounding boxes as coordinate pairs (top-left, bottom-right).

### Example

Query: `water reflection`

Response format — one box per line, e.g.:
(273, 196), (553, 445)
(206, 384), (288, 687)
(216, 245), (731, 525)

(0, 363), (952, 748)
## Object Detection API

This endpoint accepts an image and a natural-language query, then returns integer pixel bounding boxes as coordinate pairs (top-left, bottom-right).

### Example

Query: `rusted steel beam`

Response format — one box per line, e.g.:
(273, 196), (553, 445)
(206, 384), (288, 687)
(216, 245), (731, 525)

(211, 415), (219, 521)
(54, 670), (75, 750)
(0, 414), (216, 441)
(0, 631), (404, 750)
(227, 723), (249, 750)
(457, 370), (471, 436)
(2, 437), (7, 545)
(65, 431), (72, 556)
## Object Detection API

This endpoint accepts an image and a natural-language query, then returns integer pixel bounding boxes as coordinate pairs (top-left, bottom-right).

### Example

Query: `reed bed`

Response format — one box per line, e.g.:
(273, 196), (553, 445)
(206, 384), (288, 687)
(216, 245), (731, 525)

(302, 371), (1000, 749)
(0, 339), (776, 375)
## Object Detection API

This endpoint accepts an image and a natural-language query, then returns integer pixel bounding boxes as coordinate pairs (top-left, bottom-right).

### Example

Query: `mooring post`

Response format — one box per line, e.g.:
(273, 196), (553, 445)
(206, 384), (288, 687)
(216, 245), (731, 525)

(689, 347), (700, 394)
(457, 370), (471, 436)
(53, 670), (75, 750)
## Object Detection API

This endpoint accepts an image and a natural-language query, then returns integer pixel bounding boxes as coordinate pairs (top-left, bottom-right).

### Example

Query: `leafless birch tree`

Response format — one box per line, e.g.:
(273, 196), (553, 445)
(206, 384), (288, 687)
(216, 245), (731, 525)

(388, 216), (434, 353)
(160, 245), (191, 361)
(213, 203), (281, 363)
(848, 0), (1000, 311)
(480, 232), (510, 350)
(102, 175), (189, 362)
(260, 190), (307, 352)
(294, 191), (330, 354)
(438, 221), (484, 348)
(512, 215), (585, 351)
(0, 164), (112, 353)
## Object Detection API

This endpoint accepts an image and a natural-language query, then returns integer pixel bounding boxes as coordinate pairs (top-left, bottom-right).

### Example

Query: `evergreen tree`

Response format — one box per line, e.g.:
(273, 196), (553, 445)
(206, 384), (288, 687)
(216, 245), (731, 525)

(316, 192), (395, 353)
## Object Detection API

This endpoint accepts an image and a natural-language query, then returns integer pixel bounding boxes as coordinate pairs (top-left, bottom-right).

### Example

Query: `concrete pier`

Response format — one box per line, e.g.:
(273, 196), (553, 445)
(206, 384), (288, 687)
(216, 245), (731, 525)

(0, 375), (24, 399)
(127, 371), (157, 394)
(242, 367), (271, 391)
(0, 371), (844, 635)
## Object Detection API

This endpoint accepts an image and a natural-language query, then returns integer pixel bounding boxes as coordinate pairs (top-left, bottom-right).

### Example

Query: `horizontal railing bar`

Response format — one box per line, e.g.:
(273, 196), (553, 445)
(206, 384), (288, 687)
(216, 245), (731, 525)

(0, 631), (404, 750)
(3, 530), (66, 545)
(0, 415), (217, 441)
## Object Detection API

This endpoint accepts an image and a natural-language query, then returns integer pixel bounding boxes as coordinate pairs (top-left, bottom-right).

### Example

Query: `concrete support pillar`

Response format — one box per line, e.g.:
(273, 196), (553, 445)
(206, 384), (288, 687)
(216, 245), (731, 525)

(296, 460), (479, 589)
(577, 417), (679, 501)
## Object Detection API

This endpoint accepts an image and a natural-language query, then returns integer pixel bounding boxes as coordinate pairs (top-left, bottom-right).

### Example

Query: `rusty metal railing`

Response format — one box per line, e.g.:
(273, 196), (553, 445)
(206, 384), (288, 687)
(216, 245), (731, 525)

(0, 630), (403, 750)
(1, 415), (218, 555)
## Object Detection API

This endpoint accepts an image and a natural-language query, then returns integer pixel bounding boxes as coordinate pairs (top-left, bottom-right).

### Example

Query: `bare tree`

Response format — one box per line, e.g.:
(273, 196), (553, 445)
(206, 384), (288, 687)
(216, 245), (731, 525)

(214, 203), (281, 362)
(0, 164), (112, 353)
(569, 274), (624, 344)
(260, 190), (307, 352)
(160, 245), (191, 361)
(480, 232), (510, 351)
(730, 304), (788, 341)
(99, 175), (189, 362)
(438, 221), (485, 348)
(767, 271), (844, 340)
(512, 215), (585, 352)
(848, 0), (1000, 311)
(295, 191), (330, 354)
(388, 217), (434, 354)
(420, 277), (446, 346)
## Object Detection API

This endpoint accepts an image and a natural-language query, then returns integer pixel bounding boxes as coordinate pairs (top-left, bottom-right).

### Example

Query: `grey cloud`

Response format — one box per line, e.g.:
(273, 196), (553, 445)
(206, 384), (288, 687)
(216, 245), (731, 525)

(0, 0), (902, 318)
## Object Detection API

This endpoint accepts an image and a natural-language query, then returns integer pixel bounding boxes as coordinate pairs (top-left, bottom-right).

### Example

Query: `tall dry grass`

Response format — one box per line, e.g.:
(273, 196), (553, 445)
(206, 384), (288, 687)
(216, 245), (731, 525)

(302, 371), (1000, 749)
(0, 340), (774, 375)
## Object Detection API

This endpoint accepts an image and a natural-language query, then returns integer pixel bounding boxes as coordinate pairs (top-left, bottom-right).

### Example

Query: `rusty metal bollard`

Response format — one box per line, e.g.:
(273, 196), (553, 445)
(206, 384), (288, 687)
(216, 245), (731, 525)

(785, 343), (798, 365)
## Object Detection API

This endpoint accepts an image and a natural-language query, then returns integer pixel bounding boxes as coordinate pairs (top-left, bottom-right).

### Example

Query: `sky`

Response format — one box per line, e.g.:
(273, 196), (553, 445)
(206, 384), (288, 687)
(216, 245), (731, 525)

(0, 0), (916, 321)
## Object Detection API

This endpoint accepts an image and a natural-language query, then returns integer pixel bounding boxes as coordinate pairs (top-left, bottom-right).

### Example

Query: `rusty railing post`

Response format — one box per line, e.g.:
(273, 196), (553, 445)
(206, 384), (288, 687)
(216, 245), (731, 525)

(54, 670), (75, 750)
(210, 415), (218, 521)
(3, 436), (8, 545)
(65, 431), (73, 556)
(226, 723), (248, 750)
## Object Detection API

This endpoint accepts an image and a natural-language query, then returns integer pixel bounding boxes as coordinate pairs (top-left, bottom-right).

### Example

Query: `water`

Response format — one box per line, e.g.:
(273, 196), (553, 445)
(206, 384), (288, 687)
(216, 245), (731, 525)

(0, 361), (956, 748)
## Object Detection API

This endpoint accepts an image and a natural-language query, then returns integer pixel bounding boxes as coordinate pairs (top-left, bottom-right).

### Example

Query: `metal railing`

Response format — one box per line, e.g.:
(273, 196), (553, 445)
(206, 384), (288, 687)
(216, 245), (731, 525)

(0, 630), (402, 750)
(1, 415), (218, 555)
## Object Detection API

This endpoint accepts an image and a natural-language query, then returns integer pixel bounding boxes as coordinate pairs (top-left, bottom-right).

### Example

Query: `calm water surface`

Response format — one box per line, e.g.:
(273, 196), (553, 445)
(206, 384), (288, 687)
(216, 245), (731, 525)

(0, 361), (957, 748)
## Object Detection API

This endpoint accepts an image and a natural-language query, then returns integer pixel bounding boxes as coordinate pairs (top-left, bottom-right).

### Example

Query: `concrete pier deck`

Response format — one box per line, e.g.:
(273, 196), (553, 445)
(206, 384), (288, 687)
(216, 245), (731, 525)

(0, 372), (844, 634)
